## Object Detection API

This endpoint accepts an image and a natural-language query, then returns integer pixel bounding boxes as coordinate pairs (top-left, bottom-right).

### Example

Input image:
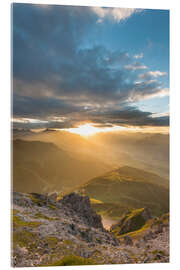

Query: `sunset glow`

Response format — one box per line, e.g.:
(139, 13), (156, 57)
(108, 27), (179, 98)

(63, 124), (169, 136)
(67, 124), (100, 136)
(65, 123), (127, 137)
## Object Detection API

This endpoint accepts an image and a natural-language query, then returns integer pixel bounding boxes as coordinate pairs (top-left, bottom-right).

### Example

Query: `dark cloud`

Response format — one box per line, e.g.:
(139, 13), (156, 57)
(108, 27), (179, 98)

(85, 107), (169, 127)
(12, 4), (169, 128)
(13, 3), (96, 83)
(13, 94), (84, 118)
(13, 101), (169, 129)
(12, 120), (74, 130)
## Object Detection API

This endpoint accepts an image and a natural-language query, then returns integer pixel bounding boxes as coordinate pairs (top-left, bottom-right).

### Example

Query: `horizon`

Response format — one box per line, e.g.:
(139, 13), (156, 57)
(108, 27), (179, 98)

(12, 124), (169, 136)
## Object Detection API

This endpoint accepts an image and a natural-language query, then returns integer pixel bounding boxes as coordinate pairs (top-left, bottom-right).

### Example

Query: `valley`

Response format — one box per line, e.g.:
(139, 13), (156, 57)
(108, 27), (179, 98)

(12, 129), (169, 266)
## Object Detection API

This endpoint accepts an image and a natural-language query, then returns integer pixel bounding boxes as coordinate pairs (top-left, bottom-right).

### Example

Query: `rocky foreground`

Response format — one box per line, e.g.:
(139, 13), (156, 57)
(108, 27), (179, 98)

(12, 192), (169, 267)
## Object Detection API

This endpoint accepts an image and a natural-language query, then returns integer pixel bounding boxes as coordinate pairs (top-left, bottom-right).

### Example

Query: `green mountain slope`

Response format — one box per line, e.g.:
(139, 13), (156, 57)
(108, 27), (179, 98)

(77, 166), (169, 217)
(13, 139), (111, 194)
(110, 209), (169, 241)
(109, 166), (169, 188)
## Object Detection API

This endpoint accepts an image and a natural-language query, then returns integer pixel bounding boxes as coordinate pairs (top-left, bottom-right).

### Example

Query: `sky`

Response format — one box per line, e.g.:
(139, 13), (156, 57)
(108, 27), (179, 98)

(12, 3), (169, 131)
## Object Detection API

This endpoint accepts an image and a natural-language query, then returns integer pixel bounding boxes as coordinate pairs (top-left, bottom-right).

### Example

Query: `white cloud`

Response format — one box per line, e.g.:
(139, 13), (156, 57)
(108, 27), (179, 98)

(144, 80), (157, 84)
(128, 88), (169, 103)
(125, 64), (147, 70)
(148, 71), (167, 77)
(134, 79), (157, 86)
(139, 71), (167, 79)
(142, 88), (169, 100)
(12, 117), (48, 124)
(151, 112), (169, 118)
(48, 116), (66, 122)
(134, 53), (144, 59)
(91, 7), (140, 23)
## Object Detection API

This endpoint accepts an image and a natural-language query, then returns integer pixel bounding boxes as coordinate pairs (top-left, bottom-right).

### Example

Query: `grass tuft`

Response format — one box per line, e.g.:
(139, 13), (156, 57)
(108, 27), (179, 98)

(48, 255), (95, 266)
(13, 214), (41, 228)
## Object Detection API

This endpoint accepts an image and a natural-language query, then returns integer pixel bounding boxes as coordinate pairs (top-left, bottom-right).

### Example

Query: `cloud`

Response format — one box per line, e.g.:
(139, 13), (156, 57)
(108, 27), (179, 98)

(13, 104), (169, 129)
(124, 63), (147, 70)
(150, 112), (169, 118)
(12, 4), (169, 129)
(133, 53), (144, 59)
(13, 4), (97, 82)
(139, 70), (167, 79)
(127, 86), (169, 102)
(12, 117), (48, 124)
(91, 7), (140, 23)
(13, 94), (85, 118)
(143, 88), (169, 99)
(85, 107), (169, 127)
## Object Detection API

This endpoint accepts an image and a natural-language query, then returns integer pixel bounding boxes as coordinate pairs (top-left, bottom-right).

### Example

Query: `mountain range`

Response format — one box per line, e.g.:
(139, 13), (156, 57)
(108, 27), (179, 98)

(13, 139), (110, 194)
(12, 131), (169, 219)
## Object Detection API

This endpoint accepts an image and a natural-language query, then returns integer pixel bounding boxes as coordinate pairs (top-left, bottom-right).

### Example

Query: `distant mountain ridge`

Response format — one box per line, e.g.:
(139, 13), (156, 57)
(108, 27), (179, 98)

(12, 128), (169, 178)
(105, 166), (169, 188)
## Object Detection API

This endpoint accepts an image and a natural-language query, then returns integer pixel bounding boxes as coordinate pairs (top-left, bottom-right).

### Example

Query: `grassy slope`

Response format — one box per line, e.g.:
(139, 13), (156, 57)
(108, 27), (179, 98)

(111, 208), (148, 236)
(111, 211), (169, 241)
(78, 167), (169, 217)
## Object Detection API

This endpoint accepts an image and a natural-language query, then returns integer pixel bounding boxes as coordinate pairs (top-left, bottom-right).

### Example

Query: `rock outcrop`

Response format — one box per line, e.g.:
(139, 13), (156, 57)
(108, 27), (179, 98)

(12, 192), (169, 267)
(12, 192), (121, 267)
(60, 193), (103, 229)
(110, 208), (152, 235)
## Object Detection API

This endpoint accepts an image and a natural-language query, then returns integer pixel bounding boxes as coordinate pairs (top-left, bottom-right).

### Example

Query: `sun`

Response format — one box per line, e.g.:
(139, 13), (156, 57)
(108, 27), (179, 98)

(67, 124), (99, 137)
(64, 123), (129, 137)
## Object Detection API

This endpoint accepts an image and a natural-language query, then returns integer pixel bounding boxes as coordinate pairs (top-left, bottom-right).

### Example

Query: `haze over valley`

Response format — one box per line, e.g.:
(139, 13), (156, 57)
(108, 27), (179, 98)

(13, 128), (169, 220)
